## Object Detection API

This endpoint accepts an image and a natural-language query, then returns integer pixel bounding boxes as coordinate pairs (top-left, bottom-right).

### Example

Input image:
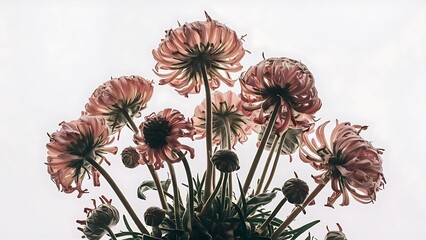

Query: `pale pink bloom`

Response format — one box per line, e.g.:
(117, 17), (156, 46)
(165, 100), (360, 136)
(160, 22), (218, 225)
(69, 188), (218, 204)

(153, 12), (245, 97)
(46, 116), (117, 198)
(85, 75), (154, 133)
(193, 90), (253, 148)
(239, 57), (321, 133)
(134, 108), (195, 169)
(299, 120), (385, 207)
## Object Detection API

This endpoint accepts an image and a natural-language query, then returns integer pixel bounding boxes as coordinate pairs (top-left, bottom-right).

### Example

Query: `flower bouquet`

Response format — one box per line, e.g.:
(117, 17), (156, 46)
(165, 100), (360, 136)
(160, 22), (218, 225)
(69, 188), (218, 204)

(46, 12), (385, 240)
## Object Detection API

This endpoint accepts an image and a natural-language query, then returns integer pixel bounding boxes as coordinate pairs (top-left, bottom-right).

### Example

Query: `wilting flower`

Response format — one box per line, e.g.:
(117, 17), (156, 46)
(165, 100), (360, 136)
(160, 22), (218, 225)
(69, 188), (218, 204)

(211, 149), (240, 173)
(239, 57), (321, 133)
(282, 177), (309, 204)
(77, 196), (120, 240)
(134, 108), (195, 169)
(324, 224), (347, 240)
(153, 12), (245, 96)
(85, 75), (154, 133)
(299, 120), (385, 207)
(46, 116), (117, 197)
(193, 90), (253, 148)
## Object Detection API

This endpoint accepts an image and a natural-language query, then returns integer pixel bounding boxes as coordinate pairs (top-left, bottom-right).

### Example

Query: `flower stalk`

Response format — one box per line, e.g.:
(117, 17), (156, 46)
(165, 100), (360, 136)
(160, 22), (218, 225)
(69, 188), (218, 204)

(122, 109), (139, 134)
(179, 151), (194, 233)
(262, 134), (286, 193)
(256, 197), (287, 234)
(198, 172), (224, 218)
(167, 161), (183, 230)
(255, 134), (279, 195)
(85, 157), (149, 235)
(270, 176), (330, 239)
(146, 164), (169, 211)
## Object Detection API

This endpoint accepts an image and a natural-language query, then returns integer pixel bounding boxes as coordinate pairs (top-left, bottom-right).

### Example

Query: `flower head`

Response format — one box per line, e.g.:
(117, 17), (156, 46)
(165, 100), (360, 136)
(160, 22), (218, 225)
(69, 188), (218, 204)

(282, 177), (309, 204)
(121, 146), (140, 169)
(299, 120), (385, 207)
(85, 75), (154, 133)
(153, 12), (245, 96)
(193, 90), (253, 148)
(46, 116), (117, 197)
(211, 150), (240, 173)
(239, 57), (321, 133)
(325, 224), (347, 240)
(77, 196), (120, 240)
(144, 206), (166, 227)
(134, 108), (195, 169)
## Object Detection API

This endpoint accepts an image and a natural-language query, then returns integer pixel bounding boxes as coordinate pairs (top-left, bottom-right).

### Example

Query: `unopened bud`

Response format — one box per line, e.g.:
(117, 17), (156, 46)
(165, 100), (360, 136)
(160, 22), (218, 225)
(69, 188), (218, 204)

(211, 150), (240, 173)
(282, 178), (309, 204)
(121, 146), (140, 168)
(324, 231), (347, 240)
(144, 206), (166, 227)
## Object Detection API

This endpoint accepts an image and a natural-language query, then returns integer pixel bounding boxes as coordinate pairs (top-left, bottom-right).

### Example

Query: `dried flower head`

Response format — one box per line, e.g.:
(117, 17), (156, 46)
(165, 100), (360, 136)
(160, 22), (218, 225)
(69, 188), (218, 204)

(77, 196), (120, 240)
(121, 146), (140, 169)
(46, 116), (117, 197)
(325, 224), (347, 240)
(211, 149), (240, 173)
(299, 120), (385, 207)
(282, 177), (309, 204)
(144, 206), (166, 227)
(85, 75), (154, 133)
(153, 12), (245, 96)
(239, 57), (321, 133)
(193, 90), (253, 148)
(134, 108), (195, 169)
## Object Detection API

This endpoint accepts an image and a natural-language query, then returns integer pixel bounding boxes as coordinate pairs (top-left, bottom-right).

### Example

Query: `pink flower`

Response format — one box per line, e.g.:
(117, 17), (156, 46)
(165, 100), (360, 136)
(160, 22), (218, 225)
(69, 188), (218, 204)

(192, 90), (253, 148)
(153, 12), (245, 96)
(299, 120), (385, 207)
(134, 108), (195, 169)
(85, 75), (154, 133)
(46, 116), (118, 198)
(239, 57), (321, 133)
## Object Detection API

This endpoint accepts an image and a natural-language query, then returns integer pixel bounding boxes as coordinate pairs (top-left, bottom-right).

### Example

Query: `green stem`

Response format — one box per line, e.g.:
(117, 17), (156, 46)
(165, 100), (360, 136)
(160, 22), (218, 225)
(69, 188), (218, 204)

(105, 225), (118, 240)
(201, 64), (214, 202)
(146, 164), (169, 211)
(270, 177), (330, 240)
(198, 172), (224, 218)
(256, 197), (287, 234)
(262, 134), (286, 193)
(166, 161), (182, 230)
(255, 134), (279, 195)
(122, 109), (139, 134)
(222, 117), (233, 201)
(242, 102), (281, 197)
(86, 158), (149, 234)
(220, 172), (229, 219)
(179, 152), (194, 234)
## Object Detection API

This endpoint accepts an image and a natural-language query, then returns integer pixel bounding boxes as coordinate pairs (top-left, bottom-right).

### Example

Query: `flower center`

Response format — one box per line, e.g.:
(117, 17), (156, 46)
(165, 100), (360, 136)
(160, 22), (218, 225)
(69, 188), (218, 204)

(143, 117), (171, 149)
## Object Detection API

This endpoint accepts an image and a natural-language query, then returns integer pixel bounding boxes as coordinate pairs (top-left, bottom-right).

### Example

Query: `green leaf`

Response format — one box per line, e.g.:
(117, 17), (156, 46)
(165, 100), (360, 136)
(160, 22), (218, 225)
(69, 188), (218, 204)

(143, 235), (163, 240)
(232, 202), (248, 240)
(236, 176), (247, 215)
(137, 179), (171, 200)
(279, 220), (320, 240)
(246, 192), (277, 216)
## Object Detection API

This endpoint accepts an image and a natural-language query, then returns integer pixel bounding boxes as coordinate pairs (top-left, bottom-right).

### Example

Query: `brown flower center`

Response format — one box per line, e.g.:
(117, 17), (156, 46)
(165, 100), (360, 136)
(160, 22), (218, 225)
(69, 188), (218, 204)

(143, 117), (171, 149)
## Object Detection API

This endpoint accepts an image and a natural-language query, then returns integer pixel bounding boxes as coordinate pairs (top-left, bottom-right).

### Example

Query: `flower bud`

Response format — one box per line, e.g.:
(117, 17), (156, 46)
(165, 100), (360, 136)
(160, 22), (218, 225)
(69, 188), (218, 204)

(211, 150), (240, 173)
(282, 178), (309, 204)
(144, 206), (166, 227)
(121, 146), (140, 168)
(324, 231), (347, 240)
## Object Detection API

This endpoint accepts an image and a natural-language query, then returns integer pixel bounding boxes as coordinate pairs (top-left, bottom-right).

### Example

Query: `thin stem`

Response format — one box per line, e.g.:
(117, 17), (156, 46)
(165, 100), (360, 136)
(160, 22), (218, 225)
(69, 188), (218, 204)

(242, 102), (281, 197)
(220, 172), (229, 219)
(105, 225), (118, 240)
(256, 197), (287, 234)
(255, 134), (279, 195)
(122, 109), (139, 134)
(166, 161), (182, 230)
(146, 164), (169, 211)
(262, 134), (286, 193)
(198, 172), (224, 218)
(270, 177), (330, 240)
(86, 158), (149, 234)
(179, 152), (194, 234)
(201, 64), (214, 202)
(222, 117), (233, 201)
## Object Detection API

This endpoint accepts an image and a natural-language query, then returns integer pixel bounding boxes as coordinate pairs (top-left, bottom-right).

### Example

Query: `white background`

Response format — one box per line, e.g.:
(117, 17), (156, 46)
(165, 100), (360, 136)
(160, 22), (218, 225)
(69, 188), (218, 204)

(1, 0), (425, 239)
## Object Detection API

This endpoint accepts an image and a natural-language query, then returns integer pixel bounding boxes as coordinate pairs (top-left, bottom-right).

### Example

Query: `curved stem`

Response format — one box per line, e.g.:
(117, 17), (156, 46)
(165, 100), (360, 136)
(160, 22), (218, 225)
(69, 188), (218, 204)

(255, 134), (279, 195)
(179, 152), (194, 234)
(201, 64), (214, 202)
(105, 225), (118, 240)
(86, 158), (149, 234)
(270, 177), (330, 240)
(242, 102), (281, 197)
(262, 134), (286, 193)
(146, 164), (169, 211)
(166, 161), (182, 230)
(256, 197), (287, 234)
(198, 172), (224, 218)
(122, 110), (139, 134)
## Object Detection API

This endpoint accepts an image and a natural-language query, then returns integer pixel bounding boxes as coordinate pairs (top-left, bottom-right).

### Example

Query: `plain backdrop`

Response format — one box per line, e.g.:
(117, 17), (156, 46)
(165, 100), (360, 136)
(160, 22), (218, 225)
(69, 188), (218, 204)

(1, 0), (425, 239)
